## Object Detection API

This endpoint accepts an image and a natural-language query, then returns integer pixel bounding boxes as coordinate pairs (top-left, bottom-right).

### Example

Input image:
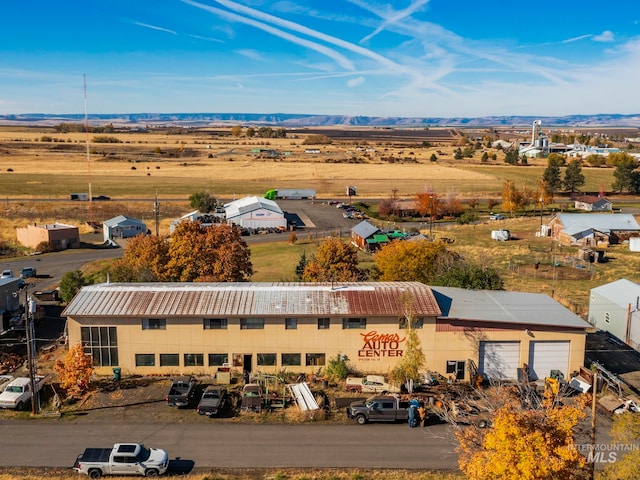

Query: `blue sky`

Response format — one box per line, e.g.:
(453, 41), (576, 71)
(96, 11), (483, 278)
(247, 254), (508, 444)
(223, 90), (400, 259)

(1, 0), (639, 117)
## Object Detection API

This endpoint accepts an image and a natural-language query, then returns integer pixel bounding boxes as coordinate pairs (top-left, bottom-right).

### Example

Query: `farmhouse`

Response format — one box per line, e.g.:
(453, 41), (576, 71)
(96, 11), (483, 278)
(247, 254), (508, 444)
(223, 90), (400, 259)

(224, 196), (287, 230)
(351, 220), (383, 251)
(588, 279), (640, 352)
(16, 222), (80, 251)
(103, 215), (147, 244)
(572, 195), (613, 212)
(548, 213), (640, 246)
(63, 282), (591, 382)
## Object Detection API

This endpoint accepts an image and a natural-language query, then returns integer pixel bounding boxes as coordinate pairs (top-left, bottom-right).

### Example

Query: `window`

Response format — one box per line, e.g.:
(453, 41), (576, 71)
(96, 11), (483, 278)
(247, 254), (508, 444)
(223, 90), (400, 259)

(135, 354), (155, 367)
(208, 354), (229, 366)
(240, 318), (264, 330)
(203, 318), (227, 329)
(257, 353), (277, 366)
(317, 318), (330, 329)
(184, 354), (204, 367)
(285, 318), (297, 330)
(142, 318), (166, 330)
(81, 326), (118, 367)
(306, 353), (326, 366)
(342, 317), (366, 329)
(160, 354), (179, 367)
(604, 312), (610, 324)
(446, 360), (466, 380)
(399, 317), (424, 329)
(281, 353), (301, 366)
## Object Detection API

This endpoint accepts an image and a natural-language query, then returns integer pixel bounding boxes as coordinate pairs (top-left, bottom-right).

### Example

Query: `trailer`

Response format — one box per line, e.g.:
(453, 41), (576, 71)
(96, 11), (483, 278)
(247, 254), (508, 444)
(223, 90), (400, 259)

(70, 193), (89, 201)
(264, 189), (315, 200)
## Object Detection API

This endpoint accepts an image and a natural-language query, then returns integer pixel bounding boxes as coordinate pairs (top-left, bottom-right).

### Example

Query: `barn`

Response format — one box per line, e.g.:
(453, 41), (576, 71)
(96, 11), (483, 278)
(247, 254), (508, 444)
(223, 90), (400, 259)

(224, 196), (287, 230)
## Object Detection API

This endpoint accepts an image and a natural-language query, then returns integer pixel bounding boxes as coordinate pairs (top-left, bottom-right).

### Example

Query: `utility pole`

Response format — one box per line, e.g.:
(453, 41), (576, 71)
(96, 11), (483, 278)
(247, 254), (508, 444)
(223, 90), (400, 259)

(25, 296), (39, 415)
(589, 370), (598, 480)
(154, 191), (160, 237)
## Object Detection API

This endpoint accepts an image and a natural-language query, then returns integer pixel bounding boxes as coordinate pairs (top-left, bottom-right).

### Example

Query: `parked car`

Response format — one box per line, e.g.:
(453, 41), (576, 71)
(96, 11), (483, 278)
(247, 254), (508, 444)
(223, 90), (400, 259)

(196, 386), (229, 417)
(1, 269), (13, 279)
(73, 443), (168, 478)
(241, 383), (263, 412)
(92, 195), (111, 201)
(489, 213), (505, 220)
(20, 267), (36, 278)
(345, 375), (401, 394)
(165, 375), (197, 407)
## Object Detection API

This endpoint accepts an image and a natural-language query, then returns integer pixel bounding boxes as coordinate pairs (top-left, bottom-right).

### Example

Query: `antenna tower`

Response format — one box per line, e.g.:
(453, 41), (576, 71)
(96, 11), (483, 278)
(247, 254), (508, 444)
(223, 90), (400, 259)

(83, 74), (93, 223)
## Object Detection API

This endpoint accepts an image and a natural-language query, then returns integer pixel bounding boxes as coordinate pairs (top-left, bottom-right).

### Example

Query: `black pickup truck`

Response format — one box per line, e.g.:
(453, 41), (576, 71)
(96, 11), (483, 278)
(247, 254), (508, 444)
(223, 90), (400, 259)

(346, 395), (409, 425)
(166, 376), (197, 407)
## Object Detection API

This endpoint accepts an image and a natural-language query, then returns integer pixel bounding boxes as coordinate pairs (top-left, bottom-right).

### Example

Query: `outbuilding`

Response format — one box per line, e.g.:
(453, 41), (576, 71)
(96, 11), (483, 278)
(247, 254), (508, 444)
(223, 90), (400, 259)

(16, 222), (80, 251)
(588, 279), (640, 351)
(103, 215), (147, 244)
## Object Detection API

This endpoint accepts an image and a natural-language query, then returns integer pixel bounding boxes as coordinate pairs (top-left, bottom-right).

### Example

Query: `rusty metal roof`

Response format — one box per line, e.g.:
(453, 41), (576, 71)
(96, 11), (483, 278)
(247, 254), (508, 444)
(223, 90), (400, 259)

(62, 282), (441, 318)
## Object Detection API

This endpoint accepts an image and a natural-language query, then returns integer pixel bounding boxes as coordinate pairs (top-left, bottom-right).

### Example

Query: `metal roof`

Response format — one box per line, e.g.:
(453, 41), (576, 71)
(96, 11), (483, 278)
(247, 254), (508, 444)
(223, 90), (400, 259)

(555, 213), (640, 234)
(351, 220), (379, 239)
(63, 282), (441, 318)
(590, 279), (640, 308)
(432, 286), (591, 330)
(224, 196), (283, 219)
(103, 215), (146, 228)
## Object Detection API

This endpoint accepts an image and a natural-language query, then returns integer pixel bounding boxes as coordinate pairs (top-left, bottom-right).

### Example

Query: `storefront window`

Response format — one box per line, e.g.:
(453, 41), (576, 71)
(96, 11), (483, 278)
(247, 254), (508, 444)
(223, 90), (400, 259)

(317, 318), (330, 329)
(281, 353), (301, 366)
(135, 354), (155, 367)
(204, 318), (227, 329)
(81, 326), (118, 366)
(241, 318), (264, 329)
(208, 354), (229, 366)
(305, 353), (326, 366)
(257, 353), (277, 366)
(160, 354), (179, 367)
(142, 318), (166, 330)
(342, 317), (366, 329)
(285, 318), (297, 330)
(184, 354), (204, 366)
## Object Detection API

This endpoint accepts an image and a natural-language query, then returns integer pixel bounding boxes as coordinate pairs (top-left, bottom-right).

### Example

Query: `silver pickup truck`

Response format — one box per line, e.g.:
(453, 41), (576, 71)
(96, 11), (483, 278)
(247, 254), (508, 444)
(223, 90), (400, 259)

(73, 443), (168, 478)
(346, 395), (409, 425)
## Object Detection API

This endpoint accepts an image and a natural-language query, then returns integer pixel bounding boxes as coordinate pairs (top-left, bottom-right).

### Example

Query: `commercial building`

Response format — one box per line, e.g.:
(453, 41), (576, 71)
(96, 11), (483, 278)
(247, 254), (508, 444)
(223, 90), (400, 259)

(16, 222), (80, 251)
(63, 282), (591, 381)
(224, 196), (287, 230)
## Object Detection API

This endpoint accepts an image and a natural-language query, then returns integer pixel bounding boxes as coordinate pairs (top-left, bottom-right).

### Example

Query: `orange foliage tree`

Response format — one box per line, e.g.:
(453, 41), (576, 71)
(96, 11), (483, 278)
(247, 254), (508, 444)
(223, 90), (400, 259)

(109, 234), (170, 281)
(373, 240), (450, 284)
(54, 343), (94, 397)
(166, 221), (253, 282)
(456, 390), (588, 480)
(302, 237), (362, 282)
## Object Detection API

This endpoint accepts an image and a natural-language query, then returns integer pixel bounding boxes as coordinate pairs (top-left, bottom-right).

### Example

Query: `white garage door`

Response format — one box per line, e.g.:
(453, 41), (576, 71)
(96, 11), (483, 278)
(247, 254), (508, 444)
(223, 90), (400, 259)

(528, 341), (570, 381)
(479, 341), (520, 380)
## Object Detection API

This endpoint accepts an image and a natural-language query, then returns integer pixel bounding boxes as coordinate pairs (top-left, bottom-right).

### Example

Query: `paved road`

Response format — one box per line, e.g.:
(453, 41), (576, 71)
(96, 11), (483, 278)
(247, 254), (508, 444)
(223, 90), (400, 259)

(0, 421), (459, 470)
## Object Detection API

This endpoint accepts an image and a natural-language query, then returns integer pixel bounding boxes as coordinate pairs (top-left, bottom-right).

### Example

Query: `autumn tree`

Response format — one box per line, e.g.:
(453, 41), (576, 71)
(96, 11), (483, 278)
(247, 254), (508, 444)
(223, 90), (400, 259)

(230, 125), (243, 137)
(457, 390), (588, 480)
(109, 234), (170, 282)
(414, 190), (439, 220)
(389, 293), (426, 392)
(601, 412), (640, 479)
(373, 240), (450, 284)
(302, 237), (362, 282)
(501, 179), (524, 215)
(166, 221), (253, 282)
(563, 159), (585, 193)
(54, 343), (94, 397)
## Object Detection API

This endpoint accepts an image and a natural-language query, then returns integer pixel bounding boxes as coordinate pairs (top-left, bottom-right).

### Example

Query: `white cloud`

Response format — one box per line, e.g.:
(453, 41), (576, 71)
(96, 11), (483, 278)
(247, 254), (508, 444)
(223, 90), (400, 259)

(347, 76), (365, 88)
(593, 30), (614, 42)
(130, 20), (177, 35)
(236, 49), (264, 61)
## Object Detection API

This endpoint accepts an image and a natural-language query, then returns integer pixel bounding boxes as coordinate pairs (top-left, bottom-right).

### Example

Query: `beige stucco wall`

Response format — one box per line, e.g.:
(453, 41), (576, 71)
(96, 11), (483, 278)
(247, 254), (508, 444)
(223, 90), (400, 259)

(67, 315), (587, 380)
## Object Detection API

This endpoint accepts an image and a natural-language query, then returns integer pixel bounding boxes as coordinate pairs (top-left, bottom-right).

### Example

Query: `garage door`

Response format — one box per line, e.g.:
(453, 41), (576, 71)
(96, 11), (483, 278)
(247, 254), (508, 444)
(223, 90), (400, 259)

(528, 341), (570, 381)
(479, 341), (520, 380)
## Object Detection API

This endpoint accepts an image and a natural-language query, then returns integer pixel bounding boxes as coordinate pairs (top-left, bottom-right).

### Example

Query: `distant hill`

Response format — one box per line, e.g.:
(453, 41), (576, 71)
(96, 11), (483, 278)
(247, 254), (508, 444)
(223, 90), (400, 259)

(1, 112), (639, 128)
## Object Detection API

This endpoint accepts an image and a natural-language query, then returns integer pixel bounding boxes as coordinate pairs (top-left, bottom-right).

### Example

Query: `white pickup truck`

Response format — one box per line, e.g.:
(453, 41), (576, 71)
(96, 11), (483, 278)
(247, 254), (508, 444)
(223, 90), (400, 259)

(345, 375), (401, 394)
(0, 376), (46, 410)
(73, 443), (169, 478)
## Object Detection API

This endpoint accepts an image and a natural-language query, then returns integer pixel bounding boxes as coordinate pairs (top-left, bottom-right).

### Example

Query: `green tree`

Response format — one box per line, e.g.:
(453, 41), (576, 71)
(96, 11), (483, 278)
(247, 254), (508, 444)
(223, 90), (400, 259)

(433, 255), (504, 290)
(294, 251), (308, 280)
(245, 127), (255, 137)
(60, 270), (86, 302)
(542, 160), (562, 195)
(454, 148), (464, 160)
(481, 151), (489, 162)
(504, 148), (519, 165)
(563, 159), (585, 192)
(188, 191), (217, 213)
(324, 354), (350, 384)
(547, 152), (567, 166)
(429, 153), (438, 162)
(302, 237), (362, 282)
(612, 156), (638, 193)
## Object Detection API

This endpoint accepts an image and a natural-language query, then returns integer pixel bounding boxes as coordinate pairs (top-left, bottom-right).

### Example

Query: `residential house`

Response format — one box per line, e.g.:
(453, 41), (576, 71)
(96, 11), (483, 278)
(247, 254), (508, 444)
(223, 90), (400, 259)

(103, 215), (147, 244)
(548, 213), (640, 246)
(572, 195), (613, 212)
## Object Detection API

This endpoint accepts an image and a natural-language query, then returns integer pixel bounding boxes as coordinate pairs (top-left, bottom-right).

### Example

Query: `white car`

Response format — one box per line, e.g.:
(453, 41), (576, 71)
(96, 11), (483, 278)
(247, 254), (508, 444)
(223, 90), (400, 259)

(1, 269), (13, 279)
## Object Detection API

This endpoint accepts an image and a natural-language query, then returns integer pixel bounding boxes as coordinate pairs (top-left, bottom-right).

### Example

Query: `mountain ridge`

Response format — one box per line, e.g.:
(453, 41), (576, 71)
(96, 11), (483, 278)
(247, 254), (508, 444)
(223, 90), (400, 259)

(1, 112), (639, 128)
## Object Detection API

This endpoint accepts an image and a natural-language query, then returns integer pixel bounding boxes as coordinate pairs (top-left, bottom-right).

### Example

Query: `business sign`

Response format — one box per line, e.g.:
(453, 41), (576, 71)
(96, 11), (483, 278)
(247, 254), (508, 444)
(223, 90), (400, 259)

(358, 331), (406, 360)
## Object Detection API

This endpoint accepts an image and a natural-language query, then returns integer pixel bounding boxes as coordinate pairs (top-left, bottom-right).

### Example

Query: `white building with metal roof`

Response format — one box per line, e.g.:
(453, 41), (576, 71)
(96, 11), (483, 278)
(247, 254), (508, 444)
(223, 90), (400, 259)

(589, 279), (640, 351)
(549, 213), (640, 246)
(63, 282), (591, 382)
(224, 196), (287, 230)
